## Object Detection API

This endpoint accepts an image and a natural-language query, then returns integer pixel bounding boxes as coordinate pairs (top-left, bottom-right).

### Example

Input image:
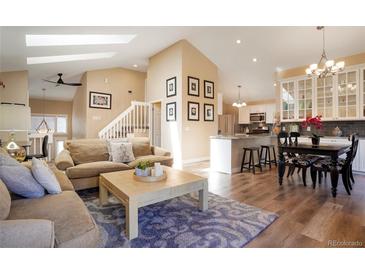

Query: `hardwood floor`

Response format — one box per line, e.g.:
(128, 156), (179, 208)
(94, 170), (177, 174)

(183, 161), (365, 247)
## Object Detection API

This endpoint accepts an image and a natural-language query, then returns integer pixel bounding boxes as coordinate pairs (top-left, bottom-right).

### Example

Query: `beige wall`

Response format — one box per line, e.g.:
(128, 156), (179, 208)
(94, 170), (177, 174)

(0, 70), (29, 141)
(146, 41), (183, 166)
(146, 40), (219, 165)
(181, 40), (218, 162)
(85, 68), (146, 138)
(0, 70), (29, 105)
(29, 98), (73, 139)
(72, 73), (87, 139)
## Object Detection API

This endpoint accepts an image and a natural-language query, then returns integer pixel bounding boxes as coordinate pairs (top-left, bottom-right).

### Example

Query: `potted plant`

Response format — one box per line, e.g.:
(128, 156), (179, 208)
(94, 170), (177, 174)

(135, 160), (153, 177)
(301, 115), (323, 145)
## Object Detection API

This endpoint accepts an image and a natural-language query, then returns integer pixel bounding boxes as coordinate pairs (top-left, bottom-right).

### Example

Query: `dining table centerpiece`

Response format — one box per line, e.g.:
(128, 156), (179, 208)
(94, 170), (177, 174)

(301, 115), (323, 145)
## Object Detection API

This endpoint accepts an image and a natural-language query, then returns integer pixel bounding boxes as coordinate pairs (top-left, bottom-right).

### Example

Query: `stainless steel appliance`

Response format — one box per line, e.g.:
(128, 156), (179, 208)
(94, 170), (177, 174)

(249, 112), (266, 123)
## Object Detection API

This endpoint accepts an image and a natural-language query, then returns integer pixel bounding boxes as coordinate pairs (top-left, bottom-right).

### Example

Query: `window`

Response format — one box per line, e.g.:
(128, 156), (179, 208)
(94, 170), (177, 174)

(31, 114), (68, 134)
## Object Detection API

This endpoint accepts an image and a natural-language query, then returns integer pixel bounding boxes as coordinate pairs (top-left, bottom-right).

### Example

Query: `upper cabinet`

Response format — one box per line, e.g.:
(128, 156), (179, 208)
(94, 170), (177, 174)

(316, 75), (334, 120)
(336, 70), (358, 119)
(280, 67), (363, 122)
(297, 78), (313, 120)
(238, 107), (250, 124)
(281, 80), (296, 121)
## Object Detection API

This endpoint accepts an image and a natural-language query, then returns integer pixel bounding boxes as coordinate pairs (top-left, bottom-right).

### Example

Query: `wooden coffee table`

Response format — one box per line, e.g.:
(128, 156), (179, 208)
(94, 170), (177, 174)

(99, 166), (208, 240)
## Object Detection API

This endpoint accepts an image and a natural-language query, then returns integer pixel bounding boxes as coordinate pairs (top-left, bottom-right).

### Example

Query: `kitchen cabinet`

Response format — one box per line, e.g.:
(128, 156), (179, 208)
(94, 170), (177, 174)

(280, 67), (362, 122)
(280, 80), (296, 121)
(238, 103), (277, 124)
(316, 75), (335, 120)
(238, 106), (250, 124)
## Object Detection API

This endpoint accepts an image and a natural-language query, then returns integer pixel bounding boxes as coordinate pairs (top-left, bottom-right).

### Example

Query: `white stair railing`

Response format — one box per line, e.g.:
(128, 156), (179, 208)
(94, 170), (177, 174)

(98, 101), (150, 140)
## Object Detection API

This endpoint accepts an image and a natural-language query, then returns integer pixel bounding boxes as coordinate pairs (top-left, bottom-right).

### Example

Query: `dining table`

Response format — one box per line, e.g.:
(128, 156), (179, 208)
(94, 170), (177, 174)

(278, 143), (351, 197)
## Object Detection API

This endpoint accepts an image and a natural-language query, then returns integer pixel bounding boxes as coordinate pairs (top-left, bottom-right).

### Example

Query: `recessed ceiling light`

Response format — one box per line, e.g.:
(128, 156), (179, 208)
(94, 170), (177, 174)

(133, 64), (138, 68)
(27, 52), (116, 65)
(25, 34), (136, 47)
(252, 58), (257, 62)
(236, 39), (241, 44)
(273, 83), (277, 87)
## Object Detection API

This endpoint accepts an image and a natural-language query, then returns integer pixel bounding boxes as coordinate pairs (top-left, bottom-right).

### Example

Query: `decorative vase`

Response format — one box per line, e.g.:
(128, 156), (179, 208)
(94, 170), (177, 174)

(135, 167), (150, 177)
(311, 136), (320, 146)
(5, 133), (26, 162)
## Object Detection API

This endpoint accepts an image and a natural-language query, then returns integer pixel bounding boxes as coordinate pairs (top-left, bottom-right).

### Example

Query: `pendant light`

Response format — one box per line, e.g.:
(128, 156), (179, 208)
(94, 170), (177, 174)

(306, 26), (345, 78)
(232, 85), (246, 108)
(36, 88), (52, 134)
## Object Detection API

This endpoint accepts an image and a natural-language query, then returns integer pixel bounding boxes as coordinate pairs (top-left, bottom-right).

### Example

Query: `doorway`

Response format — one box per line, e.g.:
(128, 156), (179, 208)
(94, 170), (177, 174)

(151, 101), (162, 147)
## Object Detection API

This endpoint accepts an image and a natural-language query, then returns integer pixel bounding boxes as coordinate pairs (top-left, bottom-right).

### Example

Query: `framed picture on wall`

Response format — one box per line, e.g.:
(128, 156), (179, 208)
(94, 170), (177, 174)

(204, 103), (214, 121)
(89, 91), (112, 109)
(188, 76), (200, 97)
(204, 80), (214, 99)
(187, 101), (200, 121)
(166, 102), (176, 122)
(166, 77), (176, 97)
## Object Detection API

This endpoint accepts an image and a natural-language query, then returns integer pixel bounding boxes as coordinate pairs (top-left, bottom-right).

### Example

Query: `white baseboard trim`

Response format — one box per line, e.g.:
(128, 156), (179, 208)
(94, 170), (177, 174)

(182, 156), (210, 165)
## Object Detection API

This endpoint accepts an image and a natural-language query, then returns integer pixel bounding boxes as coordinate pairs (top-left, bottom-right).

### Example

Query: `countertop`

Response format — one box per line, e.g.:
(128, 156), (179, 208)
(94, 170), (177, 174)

(210, 134), (276, 140)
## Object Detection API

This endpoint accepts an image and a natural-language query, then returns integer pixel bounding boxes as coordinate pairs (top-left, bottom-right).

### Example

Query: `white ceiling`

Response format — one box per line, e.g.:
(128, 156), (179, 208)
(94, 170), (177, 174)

(2, 26), (365, 103)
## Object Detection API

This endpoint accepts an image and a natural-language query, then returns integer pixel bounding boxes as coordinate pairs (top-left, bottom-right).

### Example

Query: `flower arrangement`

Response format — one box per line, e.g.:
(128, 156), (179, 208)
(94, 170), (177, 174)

(135, 160), (153, 176)
(301, 115), (323, 130)
(301, 115), (323, 145)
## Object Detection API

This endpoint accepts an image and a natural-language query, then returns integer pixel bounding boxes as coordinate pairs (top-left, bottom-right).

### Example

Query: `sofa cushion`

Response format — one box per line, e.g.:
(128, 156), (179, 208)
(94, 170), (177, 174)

(31, 158), (62, 195)
(0, 180), (11, 220)
(68, 140), (109, 165)
(0, 154), (45, 198)
(8, 191), (99, 247)
(51, 167), (75, 191)
(127, 155), (174, 168)
(129, 137), (152, 158)
(66, 161), (130, 179)
(0, 219), (55, 248)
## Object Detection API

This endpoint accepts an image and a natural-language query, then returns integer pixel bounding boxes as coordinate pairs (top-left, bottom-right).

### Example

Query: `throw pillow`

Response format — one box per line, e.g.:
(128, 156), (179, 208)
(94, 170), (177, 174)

(31, 158), (61, 195)
(110, 142), (135, 163)
(0, 154), (45, 198)
(106, 139), (128, 161)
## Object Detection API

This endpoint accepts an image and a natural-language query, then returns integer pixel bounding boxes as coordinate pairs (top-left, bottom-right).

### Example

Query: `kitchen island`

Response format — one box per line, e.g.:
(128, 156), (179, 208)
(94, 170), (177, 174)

(210, 134), (277, 174)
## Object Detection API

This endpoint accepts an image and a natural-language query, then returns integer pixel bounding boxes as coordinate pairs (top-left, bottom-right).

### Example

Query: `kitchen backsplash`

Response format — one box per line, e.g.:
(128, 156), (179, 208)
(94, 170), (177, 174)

(237, 123), (273, 133)
(281, 120), (365, 137)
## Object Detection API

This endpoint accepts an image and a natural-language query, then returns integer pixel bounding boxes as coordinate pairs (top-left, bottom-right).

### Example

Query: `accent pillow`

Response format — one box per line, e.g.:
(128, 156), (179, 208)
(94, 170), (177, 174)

(31, 158), (61, 195)
(106, 139), (128, 161)
(110, 142), (135, 163)
(0, 179), (11, 220)
(0, 154), (45, 198)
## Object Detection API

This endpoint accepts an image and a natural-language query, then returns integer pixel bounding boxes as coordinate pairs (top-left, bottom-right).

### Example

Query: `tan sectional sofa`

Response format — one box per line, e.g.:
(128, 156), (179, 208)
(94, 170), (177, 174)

(0, 167), (101, 248)
(55, 137), (173, 190)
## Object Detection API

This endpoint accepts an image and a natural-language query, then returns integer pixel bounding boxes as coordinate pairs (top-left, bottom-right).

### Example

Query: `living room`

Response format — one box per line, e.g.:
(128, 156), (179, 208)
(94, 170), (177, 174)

(1, 1), (365, 273)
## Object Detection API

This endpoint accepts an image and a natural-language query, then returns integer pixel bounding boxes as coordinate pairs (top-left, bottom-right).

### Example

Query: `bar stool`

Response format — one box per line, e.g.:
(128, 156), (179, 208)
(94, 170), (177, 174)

(241, 147), (262, 174)
(260, 144), (277, 169)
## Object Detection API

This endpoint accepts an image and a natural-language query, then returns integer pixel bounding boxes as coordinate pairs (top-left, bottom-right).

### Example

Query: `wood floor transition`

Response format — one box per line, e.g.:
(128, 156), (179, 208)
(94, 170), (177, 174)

(183, 161), (365, 248)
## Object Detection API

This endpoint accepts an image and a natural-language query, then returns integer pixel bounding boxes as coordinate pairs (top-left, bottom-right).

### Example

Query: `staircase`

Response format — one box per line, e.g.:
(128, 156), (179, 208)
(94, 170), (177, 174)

(98, 101), (150, 140)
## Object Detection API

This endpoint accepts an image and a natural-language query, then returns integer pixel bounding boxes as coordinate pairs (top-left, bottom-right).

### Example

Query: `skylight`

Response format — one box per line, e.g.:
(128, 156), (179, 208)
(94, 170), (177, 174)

(27, 52), (116, 65)
(25, 34), (136, 47)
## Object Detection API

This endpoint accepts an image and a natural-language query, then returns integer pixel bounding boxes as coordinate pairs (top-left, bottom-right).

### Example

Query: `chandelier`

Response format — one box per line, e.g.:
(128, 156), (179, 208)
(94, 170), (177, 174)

(232, 85), (246, 108)
(305, 26), (345, 78)
(36, 88), (52, 134)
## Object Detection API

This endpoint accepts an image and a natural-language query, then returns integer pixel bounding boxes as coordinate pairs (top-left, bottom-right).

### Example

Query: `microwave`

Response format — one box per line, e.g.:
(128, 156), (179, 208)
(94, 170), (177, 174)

(249, 112), (266, 123)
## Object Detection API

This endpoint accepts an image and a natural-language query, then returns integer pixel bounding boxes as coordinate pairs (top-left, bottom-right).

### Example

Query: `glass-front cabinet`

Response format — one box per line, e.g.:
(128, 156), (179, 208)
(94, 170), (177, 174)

(281, 80), (296, 121)
(336, 70), (358, 119)
(361, 68), (365, 118)
(297, 78), (313, 120)
(316, 76), (334, 119)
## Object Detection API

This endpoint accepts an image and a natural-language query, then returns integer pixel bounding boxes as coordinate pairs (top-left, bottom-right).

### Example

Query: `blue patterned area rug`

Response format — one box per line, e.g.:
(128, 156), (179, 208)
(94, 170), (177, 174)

(79, 189), (278, 248)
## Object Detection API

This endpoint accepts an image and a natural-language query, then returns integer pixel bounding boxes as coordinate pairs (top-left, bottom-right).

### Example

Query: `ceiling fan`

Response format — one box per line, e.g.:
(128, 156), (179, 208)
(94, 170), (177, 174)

(43, 73), (82, 87)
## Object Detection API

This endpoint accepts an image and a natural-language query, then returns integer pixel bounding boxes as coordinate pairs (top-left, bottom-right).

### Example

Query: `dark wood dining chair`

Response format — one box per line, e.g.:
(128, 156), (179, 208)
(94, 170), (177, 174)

(25, 135), (49, 161)
(310, 133), (359, 195)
